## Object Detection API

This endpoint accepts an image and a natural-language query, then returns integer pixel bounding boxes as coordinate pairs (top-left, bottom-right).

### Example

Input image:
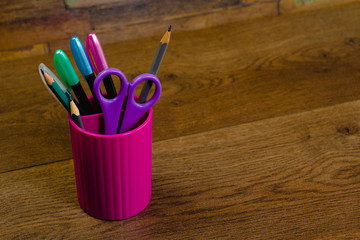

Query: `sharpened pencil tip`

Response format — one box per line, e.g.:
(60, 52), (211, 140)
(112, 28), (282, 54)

(160, 26), (171, 44)
(43, 71), (54, 85)
(70, 99), (80, 116)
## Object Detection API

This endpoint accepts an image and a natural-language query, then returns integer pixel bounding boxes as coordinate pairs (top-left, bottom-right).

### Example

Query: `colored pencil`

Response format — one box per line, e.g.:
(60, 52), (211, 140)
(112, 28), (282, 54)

(43, 70), (70, 112)
(67, 92), (85, 130)
(138, 25), (171, 103)
(42, 69), (86, 115)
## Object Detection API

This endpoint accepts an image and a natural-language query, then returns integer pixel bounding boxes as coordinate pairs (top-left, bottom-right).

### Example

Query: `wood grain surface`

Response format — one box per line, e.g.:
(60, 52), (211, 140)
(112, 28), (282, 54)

(1, 2), (360, 238)
(279, 0), (357, 14)
(0, 10), (91, 51)
(89, 0), (277, 44)
(0, 0), (277, 60)
(1, 2), (359, 172)
(0, 0), (65, 23)
(1, 0), (358, 61)
(1, 99), (359, 239)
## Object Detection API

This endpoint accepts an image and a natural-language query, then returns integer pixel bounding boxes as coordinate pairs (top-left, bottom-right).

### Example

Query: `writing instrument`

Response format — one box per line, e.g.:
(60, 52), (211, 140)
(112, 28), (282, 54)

(67, 92), (85, 130)
(43, 70), (69, 111)
(39, 63), (70, 112)
(54, 49), (93, 115)
(39, 63), (86, 115)
(85, 33), (117, 98)
(138, 25), (171, 103)
(70, 36), (100, 111)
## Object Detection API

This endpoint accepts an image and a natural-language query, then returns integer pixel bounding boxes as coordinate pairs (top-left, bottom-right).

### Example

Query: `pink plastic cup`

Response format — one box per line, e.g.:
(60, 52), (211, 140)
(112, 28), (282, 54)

(68, 100), (152, 220)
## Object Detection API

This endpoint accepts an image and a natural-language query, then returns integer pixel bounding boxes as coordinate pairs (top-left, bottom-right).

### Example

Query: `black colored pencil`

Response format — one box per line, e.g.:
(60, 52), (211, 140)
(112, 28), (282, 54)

(71, 81), (94, 114)
(41, 69), (69, 112)
(67, 92), (85, 129)
(138, 25), (171, 103)
(42, 70), (87, 115)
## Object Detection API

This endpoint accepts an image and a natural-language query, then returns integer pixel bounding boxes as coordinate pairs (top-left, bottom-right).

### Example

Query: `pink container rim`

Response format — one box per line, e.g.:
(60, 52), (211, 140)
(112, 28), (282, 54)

(68, 108), (153, 138)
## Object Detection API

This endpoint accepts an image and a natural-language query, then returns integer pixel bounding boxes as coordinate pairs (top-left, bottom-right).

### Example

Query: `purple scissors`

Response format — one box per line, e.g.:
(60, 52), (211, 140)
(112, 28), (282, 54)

(93, 68), (161, 135)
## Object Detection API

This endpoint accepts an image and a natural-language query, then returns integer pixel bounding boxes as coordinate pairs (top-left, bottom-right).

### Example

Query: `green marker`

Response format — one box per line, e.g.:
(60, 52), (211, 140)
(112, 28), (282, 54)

(54, 49), (93, 115)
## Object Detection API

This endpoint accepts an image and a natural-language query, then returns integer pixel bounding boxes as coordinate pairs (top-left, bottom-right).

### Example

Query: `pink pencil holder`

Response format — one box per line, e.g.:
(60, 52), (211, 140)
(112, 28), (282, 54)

(68, 105), (152, 220)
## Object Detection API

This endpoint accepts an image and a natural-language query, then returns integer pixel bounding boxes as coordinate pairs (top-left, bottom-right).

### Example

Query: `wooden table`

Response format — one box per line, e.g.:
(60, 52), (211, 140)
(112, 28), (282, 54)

(1, 2), (360, 239)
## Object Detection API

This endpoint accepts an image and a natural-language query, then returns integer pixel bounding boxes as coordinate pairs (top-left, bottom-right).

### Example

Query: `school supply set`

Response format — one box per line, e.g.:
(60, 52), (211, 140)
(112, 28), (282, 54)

(39, 27), (171, 220)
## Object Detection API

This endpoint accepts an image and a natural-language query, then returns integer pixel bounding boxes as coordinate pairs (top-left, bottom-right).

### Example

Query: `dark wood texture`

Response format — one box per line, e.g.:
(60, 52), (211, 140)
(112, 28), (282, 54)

(1, 2), (360, 173)
(0, 10), (91, 51)
(280, 0), (356, 13)
(0, 0), (65, 23)
(1, 100), (359, 239)
(1, 1), (360, 238)
(89, 0), (277, 45)
(1, 0), (357, 61)
(0, 0), (277, 61)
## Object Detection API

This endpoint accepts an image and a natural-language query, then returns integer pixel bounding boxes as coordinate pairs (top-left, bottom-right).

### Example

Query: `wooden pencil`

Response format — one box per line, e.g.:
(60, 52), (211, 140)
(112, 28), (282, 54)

(43, 70), (70, 112)
(67, 92), (85, 130)
(43, 70), (86, 115)
(71, 80), (94, 114)
(138, 25), (171, 103)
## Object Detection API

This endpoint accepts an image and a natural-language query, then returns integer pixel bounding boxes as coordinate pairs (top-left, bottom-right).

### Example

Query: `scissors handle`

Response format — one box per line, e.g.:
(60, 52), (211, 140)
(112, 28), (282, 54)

(93, 68), (129, 135)
(119, 73), (161, 133)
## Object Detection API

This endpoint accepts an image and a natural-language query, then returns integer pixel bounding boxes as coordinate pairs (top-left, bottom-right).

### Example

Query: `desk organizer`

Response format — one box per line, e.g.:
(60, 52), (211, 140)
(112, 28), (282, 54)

(68, 102), (152, 220)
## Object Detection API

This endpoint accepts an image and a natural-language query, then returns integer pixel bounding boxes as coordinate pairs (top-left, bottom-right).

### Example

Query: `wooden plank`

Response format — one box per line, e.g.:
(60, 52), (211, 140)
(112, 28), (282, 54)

(0, 54), (80, 172)
(64, 0), (141, 8)
(1, 0), (358, 60)
(280, 0), (357, 14)
(1, 100), (360, 238)
(0, 2), (359, 172)
(0, 10), (91, 51)
(89, 0), (278, 44)
(47, 35), (88, 54)
(0, 43), (49, 62)
(0, 0), (65, 23)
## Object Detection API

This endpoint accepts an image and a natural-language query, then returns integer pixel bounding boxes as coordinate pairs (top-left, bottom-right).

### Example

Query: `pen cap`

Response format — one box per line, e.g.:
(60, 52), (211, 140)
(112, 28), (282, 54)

(70, 36), (94, 79)
(53, 49), (80, 91)
(85, 33), (109, 74)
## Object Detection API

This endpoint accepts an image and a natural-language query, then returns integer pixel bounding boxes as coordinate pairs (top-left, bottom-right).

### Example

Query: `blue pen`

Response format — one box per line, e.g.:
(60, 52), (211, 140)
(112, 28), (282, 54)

(70, 36), (100, 111)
